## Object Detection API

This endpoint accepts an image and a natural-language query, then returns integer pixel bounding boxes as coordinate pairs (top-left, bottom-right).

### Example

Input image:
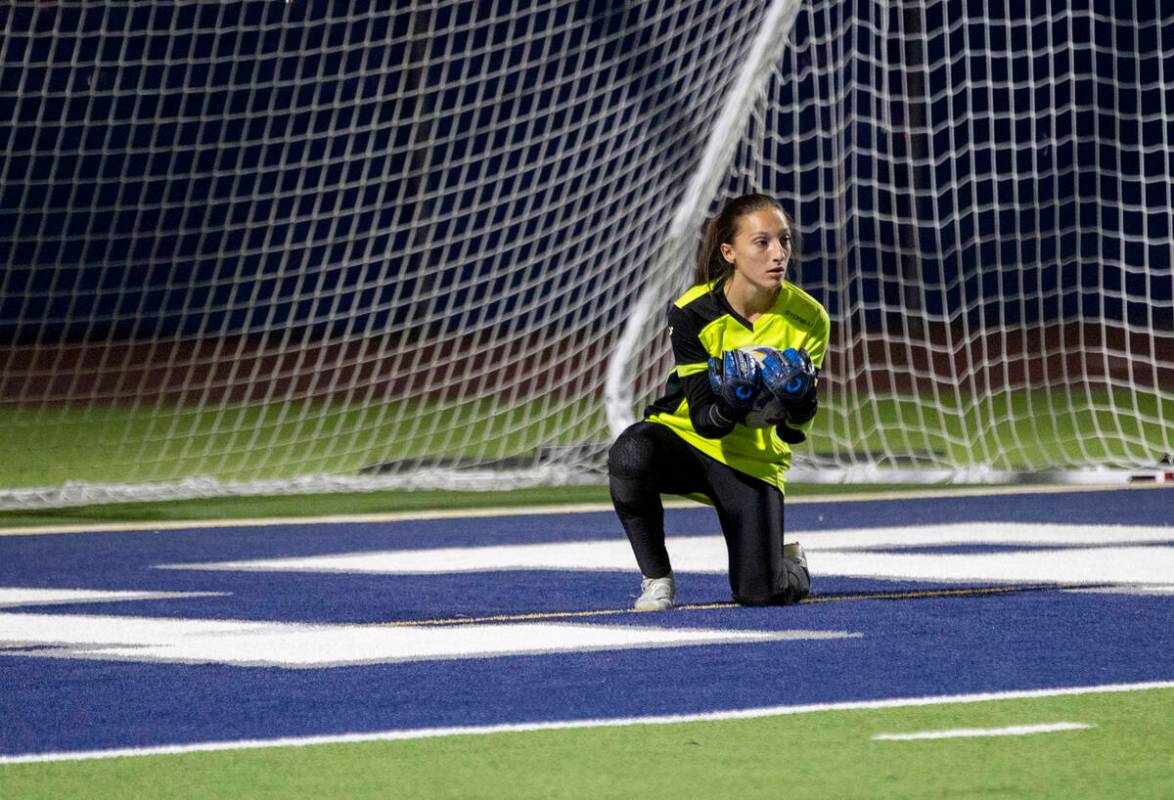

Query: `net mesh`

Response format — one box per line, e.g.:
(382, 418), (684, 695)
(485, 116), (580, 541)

(2, 1), (1172, 508)
(618, 0), (1174, 483)
(1, 1), (771, 506)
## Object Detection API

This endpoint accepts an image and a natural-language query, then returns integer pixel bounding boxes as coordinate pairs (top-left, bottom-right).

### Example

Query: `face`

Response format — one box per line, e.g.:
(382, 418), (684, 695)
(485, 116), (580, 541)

(719, 208), (792, 291)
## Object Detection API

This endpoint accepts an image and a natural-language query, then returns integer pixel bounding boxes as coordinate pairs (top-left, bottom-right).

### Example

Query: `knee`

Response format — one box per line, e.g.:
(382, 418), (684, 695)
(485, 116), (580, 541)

(608, 424), (658, 480)
(732, 588), (799, 607)
(732, 563), (810, 607)
(732, 591), (773, 607)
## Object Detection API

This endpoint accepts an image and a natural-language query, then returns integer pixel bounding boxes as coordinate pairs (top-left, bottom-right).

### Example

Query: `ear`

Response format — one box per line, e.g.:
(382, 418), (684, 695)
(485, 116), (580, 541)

(720, 242), (735, 264)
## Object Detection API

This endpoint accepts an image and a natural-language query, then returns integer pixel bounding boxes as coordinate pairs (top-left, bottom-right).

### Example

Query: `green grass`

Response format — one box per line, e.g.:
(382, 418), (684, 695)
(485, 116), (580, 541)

(811, 388), (1174, 470)
(0, 482), (984, 529)
(2, 687), (1170, 799)
(0, 486), (613, 528)
(4, 389), (1171, 490)
(0, 399), (608, 488)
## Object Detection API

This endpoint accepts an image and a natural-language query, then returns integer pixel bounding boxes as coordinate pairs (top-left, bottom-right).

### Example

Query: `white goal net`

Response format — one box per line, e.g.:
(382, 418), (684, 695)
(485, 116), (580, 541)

(2, 1), (1172, 508)
(736, 2), (1174, 483)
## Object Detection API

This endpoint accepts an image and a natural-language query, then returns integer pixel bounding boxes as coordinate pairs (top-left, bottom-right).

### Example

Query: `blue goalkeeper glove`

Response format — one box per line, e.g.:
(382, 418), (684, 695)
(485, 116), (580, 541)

(707, 349), (760, 414)
(760, 347), (818, 424)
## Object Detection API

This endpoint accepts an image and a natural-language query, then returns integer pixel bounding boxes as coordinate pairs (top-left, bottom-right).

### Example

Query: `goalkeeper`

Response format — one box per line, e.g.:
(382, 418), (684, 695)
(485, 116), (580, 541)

(608, 193), (829, 611)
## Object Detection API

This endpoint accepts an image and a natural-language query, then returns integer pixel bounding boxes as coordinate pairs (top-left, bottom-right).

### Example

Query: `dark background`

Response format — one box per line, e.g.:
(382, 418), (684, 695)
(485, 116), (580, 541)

(2, 0), (1171, 347)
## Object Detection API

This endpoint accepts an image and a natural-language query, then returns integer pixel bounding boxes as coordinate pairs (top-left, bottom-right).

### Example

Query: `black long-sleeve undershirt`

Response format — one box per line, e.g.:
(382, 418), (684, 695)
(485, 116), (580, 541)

(682, 371), (740, 438)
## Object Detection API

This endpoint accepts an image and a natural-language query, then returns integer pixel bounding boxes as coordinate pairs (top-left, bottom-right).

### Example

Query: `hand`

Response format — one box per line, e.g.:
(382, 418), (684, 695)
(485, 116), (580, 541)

(707, 349), (760, 413)
(760, 347), (818, 423)
(760, 347), (815, 400)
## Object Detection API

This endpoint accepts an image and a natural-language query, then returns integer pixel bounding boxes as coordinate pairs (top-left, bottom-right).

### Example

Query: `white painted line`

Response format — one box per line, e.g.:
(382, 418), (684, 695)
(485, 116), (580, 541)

(159, 524), (1174, 590)
(2, 483), (1168, 536)
(0, 588), (226, 608)
(1, 681), (1169, 764)
(161, 539), (680, 575)
(873, 722), (1092, 741)
(1066, 585), (1174, 596)
(812, 545), (1174, 586)
(0, 612), (855, 668)
(0, 503), (637, 536)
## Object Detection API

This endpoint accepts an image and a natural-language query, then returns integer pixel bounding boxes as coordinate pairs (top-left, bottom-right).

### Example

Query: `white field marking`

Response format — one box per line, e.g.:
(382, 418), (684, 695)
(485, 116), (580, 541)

(2, 681), (1169, 765)
(160, 523), (1174, 590)
(784, 522), (1174, 551)
(0, 588), (227, 608)
(0, 612), (856, 668)
(1067, 585), (1174, 596)
(810, 546), (1174, 586)
(162, 538), (680, 574)
(872, 722), (1092, 741)
(4, 483), (1169, 537)
(0, 502), (689, 537)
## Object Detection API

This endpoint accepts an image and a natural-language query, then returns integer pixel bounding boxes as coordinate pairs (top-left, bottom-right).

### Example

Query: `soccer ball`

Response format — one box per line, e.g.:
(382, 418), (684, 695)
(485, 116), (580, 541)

(739, 345), (788, 428)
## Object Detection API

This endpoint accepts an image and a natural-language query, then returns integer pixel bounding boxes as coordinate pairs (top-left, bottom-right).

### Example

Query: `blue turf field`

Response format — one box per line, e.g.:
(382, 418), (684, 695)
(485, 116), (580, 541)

(1, 488), (1172, 758)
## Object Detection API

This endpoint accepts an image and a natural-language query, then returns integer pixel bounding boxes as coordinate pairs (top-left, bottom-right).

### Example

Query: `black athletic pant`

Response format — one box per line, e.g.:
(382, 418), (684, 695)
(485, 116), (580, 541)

(608, 421), (809, 606)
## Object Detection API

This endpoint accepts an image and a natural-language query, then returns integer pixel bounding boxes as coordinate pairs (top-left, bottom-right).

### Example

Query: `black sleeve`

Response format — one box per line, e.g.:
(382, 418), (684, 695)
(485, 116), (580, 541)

(684, 372), (740, 438)
(775, 417), (809, 444)
(774, 386), (819, 444)
(667, 305), (742, 439)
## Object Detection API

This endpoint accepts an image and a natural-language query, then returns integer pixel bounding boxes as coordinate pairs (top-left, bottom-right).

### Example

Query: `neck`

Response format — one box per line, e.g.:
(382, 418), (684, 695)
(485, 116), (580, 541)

(723, 274), (780, 321)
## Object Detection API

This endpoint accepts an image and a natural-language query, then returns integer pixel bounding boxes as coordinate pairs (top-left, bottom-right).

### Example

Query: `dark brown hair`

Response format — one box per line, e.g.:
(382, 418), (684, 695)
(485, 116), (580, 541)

(693, 193), (799, 286)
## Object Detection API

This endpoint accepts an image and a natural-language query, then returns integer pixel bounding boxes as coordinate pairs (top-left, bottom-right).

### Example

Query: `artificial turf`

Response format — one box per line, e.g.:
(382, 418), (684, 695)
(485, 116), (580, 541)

(2, 687), (1170, 799)
(2, 389), (1170, 494)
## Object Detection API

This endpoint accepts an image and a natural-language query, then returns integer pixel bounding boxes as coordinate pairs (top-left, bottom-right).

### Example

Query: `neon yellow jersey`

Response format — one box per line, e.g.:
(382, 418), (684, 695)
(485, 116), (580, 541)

(644, 280), (830, 491)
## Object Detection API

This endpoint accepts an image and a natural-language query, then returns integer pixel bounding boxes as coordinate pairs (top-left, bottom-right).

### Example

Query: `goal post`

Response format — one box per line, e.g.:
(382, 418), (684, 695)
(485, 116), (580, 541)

(604, 0), (802, 437)
(2, 2), (1172, 510)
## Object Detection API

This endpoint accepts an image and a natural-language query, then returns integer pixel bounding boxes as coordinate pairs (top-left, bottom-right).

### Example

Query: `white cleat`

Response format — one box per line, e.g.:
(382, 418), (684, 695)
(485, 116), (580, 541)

(634, 574), (675, 612)
(783, 541), (812, 602)
(783, 541), (808, 572)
